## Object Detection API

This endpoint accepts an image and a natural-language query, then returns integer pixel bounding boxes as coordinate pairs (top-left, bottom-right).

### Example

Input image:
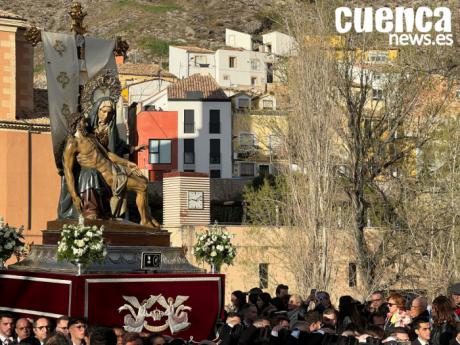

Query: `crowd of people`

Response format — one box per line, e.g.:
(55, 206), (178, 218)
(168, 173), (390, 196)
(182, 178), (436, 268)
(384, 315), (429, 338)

(0, 283), (459, 345)
(218, 283), (460, 345)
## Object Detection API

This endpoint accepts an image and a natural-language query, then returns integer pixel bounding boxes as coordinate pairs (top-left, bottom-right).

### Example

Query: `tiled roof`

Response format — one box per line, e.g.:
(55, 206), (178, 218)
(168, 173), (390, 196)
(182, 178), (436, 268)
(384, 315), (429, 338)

(167, 74), (228, 100)
(118, 63), (176, 78)
(172, 45), (214, 54)
(0, 10), (24, 20)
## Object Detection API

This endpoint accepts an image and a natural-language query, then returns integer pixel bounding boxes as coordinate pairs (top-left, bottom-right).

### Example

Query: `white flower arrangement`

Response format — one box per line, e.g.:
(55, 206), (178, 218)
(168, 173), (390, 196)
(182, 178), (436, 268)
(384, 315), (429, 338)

(57, 216), (107, 268)
(0, 217), (26, 265)
(193, 222), (236, 272)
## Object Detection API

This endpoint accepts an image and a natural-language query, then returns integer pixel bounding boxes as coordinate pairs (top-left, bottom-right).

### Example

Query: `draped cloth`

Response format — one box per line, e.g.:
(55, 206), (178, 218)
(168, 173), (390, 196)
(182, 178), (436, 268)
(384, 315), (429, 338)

(85, 37), (117, 80)
(42, 32), (79, 171)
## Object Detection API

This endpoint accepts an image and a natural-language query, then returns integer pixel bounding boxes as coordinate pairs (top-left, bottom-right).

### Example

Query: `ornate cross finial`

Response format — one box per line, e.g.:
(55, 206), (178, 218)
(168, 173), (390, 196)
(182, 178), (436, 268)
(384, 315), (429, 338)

(69, 1), (87, 35)
(24, 26), (42, 46)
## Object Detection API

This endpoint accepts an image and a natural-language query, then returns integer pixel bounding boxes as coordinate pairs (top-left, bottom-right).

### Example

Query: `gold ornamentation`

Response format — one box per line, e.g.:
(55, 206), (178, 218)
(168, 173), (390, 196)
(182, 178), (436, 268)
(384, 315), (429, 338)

(53, 40), (66, 56)
(24, 26), (42, 46)
(69, 2), (87, 35)
(80, 69), (121, 116)
(57, 72), (70, 89)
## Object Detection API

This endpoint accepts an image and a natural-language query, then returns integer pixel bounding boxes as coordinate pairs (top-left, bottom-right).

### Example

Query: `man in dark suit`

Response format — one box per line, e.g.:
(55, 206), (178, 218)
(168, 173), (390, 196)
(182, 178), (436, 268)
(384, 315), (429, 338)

(0, 313), (16, 345)
(15, 319), (32, 344)
(271, 285), (289, 312)
(32, 317), (50, 345)
(412, 318), (431, 345)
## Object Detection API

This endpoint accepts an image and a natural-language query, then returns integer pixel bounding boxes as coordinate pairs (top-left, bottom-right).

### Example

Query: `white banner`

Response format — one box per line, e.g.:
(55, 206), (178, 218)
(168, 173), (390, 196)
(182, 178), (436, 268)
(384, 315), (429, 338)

(42, 31), (79, 169)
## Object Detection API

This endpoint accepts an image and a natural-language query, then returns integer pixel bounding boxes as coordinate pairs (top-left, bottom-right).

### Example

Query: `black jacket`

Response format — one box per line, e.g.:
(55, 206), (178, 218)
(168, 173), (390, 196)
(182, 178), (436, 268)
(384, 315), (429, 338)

(431, 322), (458, 345)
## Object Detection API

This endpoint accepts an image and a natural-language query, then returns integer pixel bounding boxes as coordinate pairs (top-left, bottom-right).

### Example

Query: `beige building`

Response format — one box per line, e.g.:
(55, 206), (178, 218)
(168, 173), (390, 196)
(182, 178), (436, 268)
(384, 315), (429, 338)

(167, 224), (375, 305)
(0, 10), (60, 245)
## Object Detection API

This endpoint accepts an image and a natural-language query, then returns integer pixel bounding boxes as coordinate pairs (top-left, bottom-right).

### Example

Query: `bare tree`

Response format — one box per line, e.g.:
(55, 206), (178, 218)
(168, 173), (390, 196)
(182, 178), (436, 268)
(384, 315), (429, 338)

(244, 0), (459, 297)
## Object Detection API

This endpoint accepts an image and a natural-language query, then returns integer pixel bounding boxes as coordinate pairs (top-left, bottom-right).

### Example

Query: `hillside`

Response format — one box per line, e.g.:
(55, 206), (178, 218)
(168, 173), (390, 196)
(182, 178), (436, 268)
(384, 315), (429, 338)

(0, 0), (282, 65)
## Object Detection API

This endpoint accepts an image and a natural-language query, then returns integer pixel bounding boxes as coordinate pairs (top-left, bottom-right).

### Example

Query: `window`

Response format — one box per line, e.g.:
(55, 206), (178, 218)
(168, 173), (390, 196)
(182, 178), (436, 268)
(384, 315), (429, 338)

(262, 99), (273, 109)
(251, 59), (260, 71)
(372, 89), (383, 101)
(239, 133), (255, 147)
(149, 139), (171, 164)
(238, 98), (250, 109)
(184, 110), (194, 133)
(266, 44), (272, 53)
(266, 63), (274, 83)
(195, 55), (208, 67)
(240, 162), (255, 177)
(229, 56), (236, 68)
(210, 139), (221, 164)
(368, 51), (388, 63)
(210, 169), (221, 178)
(251, 77), (257, 86)
(259, 164), (270, 177)
(259, 263), (268, 289)
(209, 109), (220, 134)
(223, 75), (230, 81)
(456, 90), (460, 101)
(348, 262), (357, 287)
(184, 139), (195, 164)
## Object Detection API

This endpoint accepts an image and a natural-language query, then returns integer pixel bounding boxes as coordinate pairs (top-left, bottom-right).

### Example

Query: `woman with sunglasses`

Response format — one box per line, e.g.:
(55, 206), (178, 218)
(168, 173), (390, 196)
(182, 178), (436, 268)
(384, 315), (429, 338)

(384, 293), (411, 330)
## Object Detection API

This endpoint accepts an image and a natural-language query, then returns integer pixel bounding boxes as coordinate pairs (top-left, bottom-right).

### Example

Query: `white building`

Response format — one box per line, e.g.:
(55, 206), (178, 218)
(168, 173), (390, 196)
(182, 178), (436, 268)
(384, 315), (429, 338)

(168, 46), (216, 80)
(262, 31), (296, 56)
(127, 79), (173, 104)
(168, 29), (294, 90)
(225, 28), (254, 51)
(142, 74), (233, 178)
(215, 48), (272, 88)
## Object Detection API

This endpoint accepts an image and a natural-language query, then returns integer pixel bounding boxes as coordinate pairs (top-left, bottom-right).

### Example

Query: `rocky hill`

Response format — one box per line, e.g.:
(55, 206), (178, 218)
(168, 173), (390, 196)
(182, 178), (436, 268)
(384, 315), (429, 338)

(0, 0), (283, 65)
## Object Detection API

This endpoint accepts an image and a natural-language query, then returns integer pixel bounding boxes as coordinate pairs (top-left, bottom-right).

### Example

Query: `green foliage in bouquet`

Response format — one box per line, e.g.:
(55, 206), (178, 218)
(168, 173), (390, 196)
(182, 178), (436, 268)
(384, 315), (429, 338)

(0, 217), (26, 264)
(57, 217), (107, 268)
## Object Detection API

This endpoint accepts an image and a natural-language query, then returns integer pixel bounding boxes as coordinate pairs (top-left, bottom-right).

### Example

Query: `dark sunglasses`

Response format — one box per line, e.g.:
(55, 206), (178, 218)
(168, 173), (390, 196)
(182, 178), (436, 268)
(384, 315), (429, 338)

(35, 326), (50, 330)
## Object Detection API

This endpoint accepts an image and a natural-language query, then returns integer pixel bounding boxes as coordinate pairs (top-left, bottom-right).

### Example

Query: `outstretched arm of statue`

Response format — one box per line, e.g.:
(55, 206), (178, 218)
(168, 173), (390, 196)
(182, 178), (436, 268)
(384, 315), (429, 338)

(107, 152), (144, 177)
(63, 137), (83, 213)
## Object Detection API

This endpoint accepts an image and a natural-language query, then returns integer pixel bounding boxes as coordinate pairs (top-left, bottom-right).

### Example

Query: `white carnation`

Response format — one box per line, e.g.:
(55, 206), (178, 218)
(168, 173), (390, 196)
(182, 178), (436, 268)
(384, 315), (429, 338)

(75, 240), (85, 248)
(210, 251), (217, 257)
